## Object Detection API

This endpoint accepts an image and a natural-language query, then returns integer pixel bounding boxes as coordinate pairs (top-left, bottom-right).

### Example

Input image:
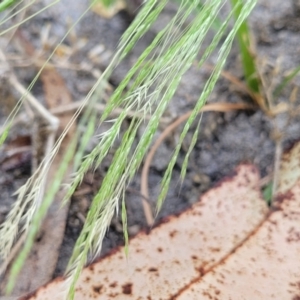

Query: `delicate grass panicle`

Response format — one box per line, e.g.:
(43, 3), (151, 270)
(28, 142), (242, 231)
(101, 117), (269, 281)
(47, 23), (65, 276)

(0, 0), (257, 298)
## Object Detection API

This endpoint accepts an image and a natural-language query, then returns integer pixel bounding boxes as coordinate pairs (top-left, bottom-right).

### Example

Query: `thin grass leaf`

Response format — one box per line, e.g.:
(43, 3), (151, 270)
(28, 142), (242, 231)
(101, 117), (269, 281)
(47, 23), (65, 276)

(230, 0), (260, 93)
(0, 0), (33, 25)
(0, 99), (23, 146)
(119, 0), (169, 59)
(0, 0), (59, 36)
(172, 0), (223, 30)
(180, 115), (203, 180)
(273, 65), (300, 97)
(0, 124), (10, 146)
(121, 194), (129, 256)
(263, 181), (273, 205)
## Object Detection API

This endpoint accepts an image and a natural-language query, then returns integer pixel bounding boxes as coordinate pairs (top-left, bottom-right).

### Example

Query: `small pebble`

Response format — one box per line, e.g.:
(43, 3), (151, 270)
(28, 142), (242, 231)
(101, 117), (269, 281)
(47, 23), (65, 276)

(128, 225), (140, 236)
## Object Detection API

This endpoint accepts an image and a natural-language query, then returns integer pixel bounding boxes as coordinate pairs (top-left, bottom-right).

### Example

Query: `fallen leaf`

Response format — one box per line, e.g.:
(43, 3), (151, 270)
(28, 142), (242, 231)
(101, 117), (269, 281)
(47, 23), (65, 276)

(176, 142), (300, 299)
(21, 138), (300, 300)
(24, 164), (268, 299)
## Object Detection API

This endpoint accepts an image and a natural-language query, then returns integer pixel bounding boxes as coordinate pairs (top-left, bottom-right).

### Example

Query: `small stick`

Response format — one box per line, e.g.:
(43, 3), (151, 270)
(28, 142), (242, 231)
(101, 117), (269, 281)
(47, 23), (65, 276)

(0, 49), (59, 131)
(8, 73), (59, 130)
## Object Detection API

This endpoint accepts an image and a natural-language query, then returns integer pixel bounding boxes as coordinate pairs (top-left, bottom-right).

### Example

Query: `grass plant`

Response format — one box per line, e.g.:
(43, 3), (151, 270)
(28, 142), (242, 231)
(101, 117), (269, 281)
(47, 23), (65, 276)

(0, 0), (258, 298)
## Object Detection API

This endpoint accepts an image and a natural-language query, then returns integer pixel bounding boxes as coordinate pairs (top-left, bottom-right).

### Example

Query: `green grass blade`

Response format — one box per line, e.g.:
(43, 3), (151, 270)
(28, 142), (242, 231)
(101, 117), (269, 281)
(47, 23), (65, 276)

(273, 65), (300, 97)
(262, 181), (273, 205)
(230, 0), (260, 93)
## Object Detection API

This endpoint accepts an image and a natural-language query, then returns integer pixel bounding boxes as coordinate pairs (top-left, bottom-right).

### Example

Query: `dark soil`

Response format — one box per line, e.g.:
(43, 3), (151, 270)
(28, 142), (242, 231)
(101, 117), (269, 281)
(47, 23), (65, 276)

(1, 0), (300, 284)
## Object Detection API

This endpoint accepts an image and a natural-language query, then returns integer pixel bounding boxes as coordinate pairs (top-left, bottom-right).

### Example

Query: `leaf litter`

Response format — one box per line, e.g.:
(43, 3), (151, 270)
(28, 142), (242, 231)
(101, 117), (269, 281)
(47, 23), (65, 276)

(22, 139), (300, 300)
